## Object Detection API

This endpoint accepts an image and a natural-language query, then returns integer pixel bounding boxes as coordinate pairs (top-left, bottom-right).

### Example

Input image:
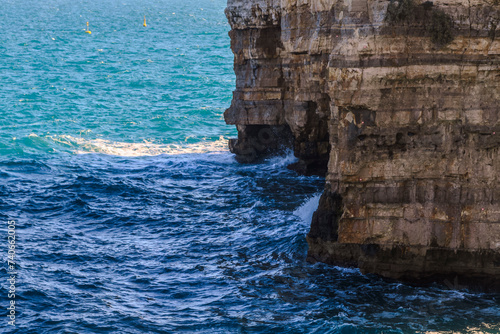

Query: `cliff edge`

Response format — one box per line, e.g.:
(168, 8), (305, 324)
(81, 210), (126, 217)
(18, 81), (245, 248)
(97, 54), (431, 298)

(224, 0), (500, 290)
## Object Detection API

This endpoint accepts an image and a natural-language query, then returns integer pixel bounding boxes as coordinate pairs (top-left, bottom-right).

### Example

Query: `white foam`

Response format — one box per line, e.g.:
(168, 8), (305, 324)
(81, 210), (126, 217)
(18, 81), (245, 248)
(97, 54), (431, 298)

(294, 193), (322, 224)
(49, 135), (229, 157)
(265, 149), (298, 167)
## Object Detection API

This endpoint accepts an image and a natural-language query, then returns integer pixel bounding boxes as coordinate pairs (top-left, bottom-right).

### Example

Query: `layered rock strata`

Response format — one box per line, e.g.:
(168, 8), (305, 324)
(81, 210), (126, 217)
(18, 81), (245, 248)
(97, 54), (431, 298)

(225, 0), (500, 290)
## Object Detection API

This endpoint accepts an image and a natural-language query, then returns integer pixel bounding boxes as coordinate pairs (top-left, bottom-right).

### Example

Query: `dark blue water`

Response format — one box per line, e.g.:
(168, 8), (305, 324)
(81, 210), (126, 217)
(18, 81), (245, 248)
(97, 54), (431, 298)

(1, 0), (500, 333)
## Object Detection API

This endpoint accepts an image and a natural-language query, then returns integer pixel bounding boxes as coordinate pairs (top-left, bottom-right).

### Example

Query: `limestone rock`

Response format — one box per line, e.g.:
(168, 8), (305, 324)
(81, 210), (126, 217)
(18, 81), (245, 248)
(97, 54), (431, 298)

(225, 0), (500, 290)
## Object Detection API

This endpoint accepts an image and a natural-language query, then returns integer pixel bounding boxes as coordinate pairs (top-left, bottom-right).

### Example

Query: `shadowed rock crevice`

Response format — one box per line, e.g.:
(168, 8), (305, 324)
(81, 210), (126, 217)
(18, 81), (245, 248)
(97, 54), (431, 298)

(287, 96), (331, 176)
(307, 188), (342, 242)
(228, 124), (294, 163)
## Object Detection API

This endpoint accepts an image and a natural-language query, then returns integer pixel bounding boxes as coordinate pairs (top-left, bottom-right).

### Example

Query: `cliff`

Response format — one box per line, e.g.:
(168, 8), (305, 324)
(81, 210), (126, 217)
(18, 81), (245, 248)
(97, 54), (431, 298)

(224, 0), (500, 290)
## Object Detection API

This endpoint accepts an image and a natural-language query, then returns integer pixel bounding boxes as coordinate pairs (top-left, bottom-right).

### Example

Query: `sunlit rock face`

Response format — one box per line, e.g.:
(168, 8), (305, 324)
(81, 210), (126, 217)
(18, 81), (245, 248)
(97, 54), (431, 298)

(225, 0), (500, 290)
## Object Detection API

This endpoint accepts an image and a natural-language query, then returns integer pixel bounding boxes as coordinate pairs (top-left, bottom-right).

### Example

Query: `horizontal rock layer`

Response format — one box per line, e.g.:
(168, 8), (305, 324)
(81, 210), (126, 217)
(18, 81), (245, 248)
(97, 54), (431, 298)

(225, 0), (500, 290)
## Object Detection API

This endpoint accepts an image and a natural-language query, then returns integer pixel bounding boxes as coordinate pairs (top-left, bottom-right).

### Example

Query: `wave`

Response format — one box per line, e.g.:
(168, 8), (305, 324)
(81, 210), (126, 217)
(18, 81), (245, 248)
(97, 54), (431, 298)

(265, 149), (298, 167)
(49, 135), (229, 157)
(294, 193), (322, 225)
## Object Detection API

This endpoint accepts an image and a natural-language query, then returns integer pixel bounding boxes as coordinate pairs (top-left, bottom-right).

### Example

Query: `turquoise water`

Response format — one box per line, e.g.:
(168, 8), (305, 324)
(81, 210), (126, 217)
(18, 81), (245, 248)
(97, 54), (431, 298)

(1, 0), (236, 156)
(1, 0), (500, 333)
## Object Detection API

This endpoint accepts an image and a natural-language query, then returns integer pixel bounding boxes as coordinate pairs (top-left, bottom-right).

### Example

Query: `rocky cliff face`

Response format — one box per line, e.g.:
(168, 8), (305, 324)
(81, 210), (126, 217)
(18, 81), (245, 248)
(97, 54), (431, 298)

(225, 0), (500, 290)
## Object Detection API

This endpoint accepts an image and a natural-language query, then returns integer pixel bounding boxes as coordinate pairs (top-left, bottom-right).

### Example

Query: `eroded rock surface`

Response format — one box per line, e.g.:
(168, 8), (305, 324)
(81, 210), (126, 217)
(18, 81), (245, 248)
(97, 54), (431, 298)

(225, 0), (500, 290)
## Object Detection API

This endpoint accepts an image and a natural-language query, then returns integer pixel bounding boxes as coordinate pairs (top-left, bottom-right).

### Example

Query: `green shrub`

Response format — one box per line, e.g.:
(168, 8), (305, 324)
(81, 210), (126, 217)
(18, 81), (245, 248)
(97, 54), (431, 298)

(385, 0), (417, 24)
(385, 0), (455, 46)
(429, 10), (454, 46)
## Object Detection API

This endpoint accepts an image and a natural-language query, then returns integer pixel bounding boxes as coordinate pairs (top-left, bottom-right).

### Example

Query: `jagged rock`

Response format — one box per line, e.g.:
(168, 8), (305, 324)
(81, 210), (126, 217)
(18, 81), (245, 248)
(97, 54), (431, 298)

(225, 0), (500, 291)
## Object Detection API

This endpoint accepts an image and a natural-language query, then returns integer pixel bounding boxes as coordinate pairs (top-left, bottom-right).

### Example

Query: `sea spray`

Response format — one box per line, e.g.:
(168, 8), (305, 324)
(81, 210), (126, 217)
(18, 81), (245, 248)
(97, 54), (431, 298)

(294, 193), (322, 225)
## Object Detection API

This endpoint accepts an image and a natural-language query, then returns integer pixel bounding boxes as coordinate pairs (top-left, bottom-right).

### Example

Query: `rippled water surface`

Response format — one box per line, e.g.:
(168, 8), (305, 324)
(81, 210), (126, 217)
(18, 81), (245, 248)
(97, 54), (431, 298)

(1, 0), (499, 333)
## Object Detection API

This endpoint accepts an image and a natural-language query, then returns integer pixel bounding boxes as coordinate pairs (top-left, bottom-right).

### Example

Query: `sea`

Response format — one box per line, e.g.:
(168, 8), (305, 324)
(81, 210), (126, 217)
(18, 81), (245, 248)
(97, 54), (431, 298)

(1, 0), (499, 333)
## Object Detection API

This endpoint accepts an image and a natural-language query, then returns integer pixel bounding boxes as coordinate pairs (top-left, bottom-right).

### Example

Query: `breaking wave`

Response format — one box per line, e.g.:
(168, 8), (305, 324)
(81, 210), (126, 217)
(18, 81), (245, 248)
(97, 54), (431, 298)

(50, 135), (229, 156)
